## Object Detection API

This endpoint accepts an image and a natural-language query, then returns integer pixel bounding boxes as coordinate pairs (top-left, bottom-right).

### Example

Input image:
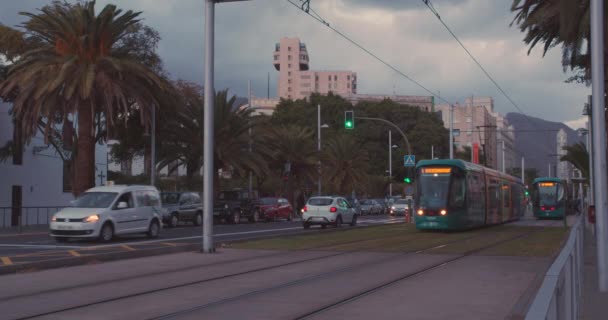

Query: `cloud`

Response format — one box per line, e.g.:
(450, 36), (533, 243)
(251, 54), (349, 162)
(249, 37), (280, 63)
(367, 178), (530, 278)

(0, 0), (591, 125)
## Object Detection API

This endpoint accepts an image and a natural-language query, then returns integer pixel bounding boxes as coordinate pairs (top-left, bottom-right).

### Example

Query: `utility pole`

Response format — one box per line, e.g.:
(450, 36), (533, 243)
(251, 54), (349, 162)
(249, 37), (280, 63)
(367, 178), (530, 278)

(317, 104), (322, 196)
(248, 80), (253, 195)
(501, 140), (505, 173)
(521, 157), (525, 183)
(151, 106), (156, 186)
(431, 145), (434, 159)
(389, 130), (393, 197)
(449, 104), (454, 159)
(202, 0), (216, 253)
(591, 0), (608, 291)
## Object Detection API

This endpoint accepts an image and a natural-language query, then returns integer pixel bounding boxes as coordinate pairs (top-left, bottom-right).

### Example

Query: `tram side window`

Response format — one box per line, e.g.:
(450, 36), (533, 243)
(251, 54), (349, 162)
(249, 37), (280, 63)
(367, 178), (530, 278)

(449, 174), (466, 208)
(502, 184), (511, 209)
(488, 179), (500, 210)
(467, 172), (485, 210)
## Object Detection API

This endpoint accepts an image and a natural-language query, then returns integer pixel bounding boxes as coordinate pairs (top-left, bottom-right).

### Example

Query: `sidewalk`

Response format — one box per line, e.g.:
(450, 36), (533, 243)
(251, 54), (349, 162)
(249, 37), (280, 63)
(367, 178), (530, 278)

(579, 227), (608, 319)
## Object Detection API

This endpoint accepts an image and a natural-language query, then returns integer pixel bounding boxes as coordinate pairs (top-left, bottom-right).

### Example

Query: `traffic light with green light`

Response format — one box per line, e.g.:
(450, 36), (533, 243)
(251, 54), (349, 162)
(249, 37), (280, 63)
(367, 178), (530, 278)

(404, 177), (412, 184)
(403, 167), (414, 184)
(344, 110), (354, 129)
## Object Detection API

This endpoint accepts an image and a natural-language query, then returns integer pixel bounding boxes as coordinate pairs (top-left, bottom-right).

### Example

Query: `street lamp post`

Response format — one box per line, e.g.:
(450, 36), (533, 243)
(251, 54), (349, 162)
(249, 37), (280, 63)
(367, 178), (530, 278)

(591, 0), (608, 291)
(202, 0), (251, 254)
(388, 130), (398, 197)
(317, 104), (329, 196)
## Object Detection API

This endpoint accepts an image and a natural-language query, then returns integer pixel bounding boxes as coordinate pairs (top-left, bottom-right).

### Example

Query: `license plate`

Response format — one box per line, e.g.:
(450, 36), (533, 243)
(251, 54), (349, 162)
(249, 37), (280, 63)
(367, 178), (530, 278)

(56, 225), (74, 230)
(427, 217), (437, 221)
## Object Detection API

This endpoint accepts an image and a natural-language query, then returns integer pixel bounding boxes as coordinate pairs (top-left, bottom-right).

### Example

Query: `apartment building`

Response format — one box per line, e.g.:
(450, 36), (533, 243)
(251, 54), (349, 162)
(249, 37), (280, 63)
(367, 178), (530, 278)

(273, 37), (357, 100)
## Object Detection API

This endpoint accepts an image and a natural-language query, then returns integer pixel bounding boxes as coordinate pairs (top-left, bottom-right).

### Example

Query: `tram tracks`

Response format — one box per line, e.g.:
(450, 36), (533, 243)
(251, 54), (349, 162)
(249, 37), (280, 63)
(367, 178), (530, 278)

(11, 227), (539, 320)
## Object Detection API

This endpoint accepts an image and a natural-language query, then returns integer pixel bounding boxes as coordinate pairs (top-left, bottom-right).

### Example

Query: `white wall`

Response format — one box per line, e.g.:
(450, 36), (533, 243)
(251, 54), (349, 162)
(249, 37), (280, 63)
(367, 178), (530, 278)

(0, 102), (107, 226)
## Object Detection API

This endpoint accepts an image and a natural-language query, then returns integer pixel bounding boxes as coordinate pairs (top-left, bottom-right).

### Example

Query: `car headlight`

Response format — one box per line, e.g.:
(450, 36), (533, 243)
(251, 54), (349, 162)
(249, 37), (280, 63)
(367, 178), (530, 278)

(84, 214), (100, 223)
(51, 215), (57, 222)
(391, 206), (396, 210)
(224, 204), (229, 209)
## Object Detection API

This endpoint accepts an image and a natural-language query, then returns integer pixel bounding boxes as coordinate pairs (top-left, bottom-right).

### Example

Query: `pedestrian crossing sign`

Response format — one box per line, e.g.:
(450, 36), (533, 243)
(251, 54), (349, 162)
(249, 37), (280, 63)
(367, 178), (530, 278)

(404, 155), (415, 167)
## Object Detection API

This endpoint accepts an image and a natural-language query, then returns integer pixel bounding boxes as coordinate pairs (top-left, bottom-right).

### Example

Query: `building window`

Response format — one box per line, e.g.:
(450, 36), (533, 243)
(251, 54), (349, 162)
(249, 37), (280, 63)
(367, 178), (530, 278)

(315, 84), (319, 90)
(288, 64), (291, 68)
(334, 83), (337, 89)
(328, 75), (331, 81)
(288, 46), (291, 51)
(288, 95), (291, 99)
(334, 75), (337, 81)
(288, 79), (292, 84)
(347, 75), (351, 80)
(347, 83), (350, 89)
(63, 161), (73, 193)
(288, 71), (291, 76)
(301, 75), (311, 80)
(328, 83), (331, 90)
(288, 55), (292, 61)
(288, 87), (292, 92)
(315, 75), (319, 81)
(301, 83), (311, 88)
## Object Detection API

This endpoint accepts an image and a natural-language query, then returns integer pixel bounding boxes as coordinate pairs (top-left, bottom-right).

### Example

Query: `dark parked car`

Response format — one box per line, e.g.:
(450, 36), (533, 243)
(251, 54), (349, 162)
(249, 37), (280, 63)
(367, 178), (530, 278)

(213, 189), (262, 224)
(160, 192), (203, 227)
(259, 197), (293, 221)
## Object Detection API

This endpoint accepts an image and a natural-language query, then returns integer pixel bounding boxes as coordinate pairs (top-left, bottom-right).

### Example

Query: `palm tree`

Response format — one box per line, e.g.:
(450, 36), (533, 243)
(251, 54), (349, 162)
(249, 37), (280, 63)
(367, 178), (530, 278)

(322, 135), (370, 195)
(0, 1), (169, 195)
(560, 142), (589, 179)
(263, 125), (317, 205)
(212, 90), (269, 196)
(510, 0), (594, 84)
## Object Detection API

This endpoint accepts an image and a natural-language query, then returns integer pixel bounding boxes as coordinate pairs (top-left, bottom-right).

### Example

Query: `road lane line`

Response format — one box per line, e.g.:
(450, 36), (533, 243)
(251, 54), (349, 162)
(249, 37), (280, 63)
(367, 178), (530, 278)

(162, 242), (178, 247)
(68, 250), (81, 257)
(1, 257), (12, 265)
(121, 245), (136, 251)
(0, 244), (82, 249)
(0, 232), (48, 238)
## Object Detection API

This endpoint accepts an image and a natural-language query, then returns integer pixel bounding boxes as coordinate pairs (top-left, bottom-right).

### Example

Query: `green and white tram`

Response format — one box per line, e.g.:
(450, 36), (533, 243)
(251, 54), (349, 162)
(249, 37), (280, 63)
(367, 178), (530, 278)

(415, 159), (526, 230)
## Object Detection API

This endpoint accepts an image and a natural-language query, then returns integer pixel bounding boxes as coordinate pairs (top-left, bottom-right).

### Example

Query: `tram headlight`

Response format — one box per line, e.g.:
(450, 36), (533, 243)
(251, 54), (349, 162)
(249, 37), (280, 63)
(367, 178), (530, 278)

(440, 209), (447, 216)
(417, 209), (424, 216)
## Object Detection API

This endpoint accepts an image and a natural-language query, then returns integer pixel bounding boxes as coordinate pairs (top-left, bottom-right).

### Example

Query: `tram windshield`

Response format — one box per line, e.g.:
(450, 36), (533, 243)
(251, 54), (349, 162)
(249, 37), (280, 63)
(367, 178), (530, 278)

(416, 167), (452, 208)
(535, 182), (564, 206)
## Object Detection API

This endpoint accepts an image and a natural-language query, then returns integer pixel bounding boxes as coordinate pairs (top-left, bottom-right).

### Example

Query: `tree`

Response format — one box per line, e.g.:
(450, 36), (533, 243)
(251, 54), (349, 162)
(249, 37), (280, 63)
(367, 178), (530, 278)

(510, 0), (596, 85)
(213, 90), (269, 196)
(0, 1), (170, 195)
(560, 142), (589, 179)
(322, 134), (370, 195)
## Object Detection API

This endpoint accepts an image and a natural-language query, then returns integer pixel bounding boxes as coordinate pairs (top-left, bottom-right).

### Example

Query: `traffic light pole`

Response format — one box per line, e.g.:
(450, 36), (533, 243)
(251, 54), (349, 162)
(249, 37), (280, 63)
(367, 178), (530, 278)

(389, 130), (392, 197)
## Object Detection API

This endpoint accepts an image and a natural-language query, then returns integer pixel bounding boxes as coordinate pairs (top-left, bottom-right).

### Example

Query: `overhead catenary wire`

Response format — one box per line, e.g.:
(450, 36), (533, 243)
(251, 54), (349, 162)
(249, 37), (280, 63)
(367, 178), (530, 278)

(285, 0), (452, 105)
(421, 0), (557, 160)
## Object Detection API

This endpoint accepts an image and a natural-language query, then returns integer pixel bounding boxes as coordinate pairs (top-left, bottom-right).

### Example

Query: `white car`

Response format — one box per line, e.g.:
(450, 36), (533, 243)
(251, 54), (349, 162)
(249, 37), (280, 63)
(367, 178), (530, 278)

(50, 185), (163, 242)
(302, 196), (357, 229)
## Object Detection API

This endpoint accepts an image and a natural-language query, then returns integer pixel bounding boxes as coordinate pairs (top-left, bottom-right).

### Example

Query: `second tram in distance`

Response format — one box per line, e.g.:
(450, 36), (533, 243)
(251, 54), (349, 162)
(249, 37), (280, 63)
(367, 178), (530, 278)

(414, 159), (526, 230)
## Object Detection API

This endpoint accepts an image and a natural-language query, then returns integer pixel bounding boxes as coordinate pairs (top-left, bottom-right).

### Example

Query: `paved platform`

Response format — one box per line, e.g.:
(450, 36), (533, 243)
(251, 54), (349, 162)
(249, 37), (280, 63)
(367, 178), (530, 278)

(580, 225), (608, 320)
(0, 245), (554, 319)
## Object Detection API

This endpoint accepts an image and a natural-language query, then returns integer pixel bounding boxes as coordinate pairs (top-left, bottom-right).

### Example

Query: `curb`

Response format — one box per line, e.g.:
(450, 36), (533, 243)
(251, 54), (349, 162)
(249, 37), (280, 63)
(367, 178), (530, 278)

(0, 221), (406, 276)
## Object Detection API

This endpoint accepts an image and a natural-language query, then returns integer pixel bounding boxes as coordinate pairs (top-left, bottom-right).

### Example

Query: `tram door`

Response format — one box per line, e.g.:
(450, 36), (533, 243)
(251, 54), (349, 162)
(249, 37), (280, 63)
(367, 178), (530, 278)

(501, 183), (511, 222)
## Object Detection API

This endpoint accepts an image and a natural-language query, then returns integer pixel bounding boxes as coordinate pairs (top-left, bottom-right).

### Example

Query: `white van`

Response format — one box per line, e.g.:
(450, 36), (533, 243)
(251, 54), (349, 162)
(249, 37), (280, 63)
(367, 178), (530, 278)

(49, 185), (163, 242)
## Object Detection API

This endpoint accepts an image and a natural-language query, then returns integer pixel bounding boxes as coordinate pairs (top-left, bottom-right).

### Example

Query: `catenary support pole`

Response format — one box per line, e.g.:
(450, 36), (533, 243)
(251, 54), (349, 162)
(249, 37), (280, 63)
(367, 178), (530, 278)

(202, 0), (215, 253)
(248, 80), (252, 195)
(449, 104), (454, 159)
(151, 106), (156, 186)
(389, 130), (392, 197)
(591, 0), (608, 291)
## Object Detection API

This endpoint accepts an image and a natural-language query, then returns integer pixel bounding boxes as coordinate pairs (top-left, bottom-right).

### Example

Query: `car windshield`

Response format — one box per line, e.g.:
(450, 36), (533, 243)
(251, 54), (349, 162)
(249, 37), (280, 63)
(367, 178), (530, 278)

(260, 198), (278, 205)
(71, 192), (118, 208)
(535, 182), (563, 206)
(360, 200), (372, 205)
(219, 191), (240, 201)
(308, 198), (333, 206)
(395, 199), (408, 205)
(161, 193), (180, 204)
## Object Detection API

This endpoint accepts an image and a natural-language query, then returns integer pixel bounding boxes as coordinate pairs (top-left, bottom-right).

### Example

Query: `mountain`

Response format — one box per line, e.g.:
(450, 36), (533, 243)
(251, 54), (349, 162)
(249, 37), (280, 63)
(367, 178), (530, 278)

(506, 113), (584, 177)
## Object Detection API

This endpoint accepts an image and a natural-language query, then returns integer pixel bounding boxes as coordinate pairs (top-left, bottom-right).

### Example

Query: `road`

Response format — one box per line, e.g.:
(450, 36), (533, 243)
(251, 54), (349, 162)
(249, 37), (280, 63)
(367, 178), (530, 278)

(0, 217), (565, 320)
(0, 215), (403, 270)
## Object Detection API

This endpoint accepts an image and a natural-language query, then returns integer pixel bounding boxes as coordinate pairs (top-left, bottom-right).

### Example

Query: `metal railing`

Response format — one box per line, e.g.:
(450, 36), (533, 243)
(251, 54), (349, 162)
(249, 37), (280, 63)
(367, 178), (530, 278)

(0, 207), (66, 230)
(525, 214), (584, 320)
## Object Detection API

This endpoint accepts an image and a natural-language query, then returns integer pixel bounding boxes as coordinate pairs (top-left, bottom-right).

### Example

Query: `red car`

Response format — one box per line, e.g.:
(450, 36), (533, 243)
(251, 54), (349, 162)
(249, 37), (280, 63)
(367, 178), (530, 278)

(260, 197), (293, 221)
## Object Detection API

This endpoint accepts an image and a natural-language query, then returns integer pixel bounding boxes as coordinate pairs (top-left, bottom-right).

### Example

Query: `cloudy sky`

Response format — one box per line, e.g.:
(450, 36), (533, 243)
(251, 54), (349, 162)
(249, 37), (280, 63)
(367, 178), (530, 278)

(0, 0), (591, 128)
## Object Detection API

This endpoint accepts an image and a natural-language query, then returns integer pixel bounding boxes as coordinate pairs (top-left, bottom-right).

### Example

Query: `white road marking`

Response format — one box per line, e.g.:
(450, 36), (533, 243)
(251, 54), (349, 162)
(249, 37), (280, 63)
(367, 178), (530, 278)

(0, 219), (400, 250)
